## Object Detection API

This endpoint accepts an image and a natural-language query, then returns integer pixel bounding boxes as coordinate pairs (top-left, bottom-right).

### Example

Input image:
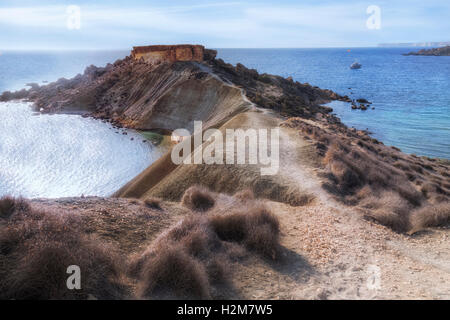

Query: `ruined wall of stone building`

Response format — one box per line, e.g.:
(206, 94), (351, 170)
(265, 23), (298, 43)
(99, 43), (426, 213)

(175, 46), (203, 62)
(131, 45), (216, 64)
(134, 50), (175, 64)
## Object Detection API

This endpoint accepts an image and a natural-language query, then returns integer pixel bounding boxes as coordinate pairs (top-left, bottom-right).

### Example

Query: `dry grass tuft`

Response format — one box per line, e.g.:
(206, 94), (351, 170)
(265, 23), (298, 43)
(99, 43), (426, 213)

(181, 185), (216, 212)
(325, 141), (448, 232)
(144, 197), (162, 210)
(282, 118), (450, 233)
(409, 202), (450, 233)
(132, 191), (281, 299)
(365, 207), (410, 233)
(209, 203), (280, 259)
(0, 201), (127, 300)
(0, 196), (30, 219)
(0, 189), (284, 300)
(136, 244), (211, 300)
(130, 214), (229, 299)
(244, 205), (281, 259)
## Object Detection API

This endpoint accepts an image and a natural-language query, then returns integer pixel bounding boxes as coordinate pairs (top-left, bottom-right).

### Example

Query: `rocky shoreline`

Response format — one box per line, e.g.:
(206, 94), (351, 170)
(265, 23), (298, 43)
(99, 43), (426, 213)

(403, 46), (450, 56)
(1, 46), (449, 300)
(0, 52), (350, 131)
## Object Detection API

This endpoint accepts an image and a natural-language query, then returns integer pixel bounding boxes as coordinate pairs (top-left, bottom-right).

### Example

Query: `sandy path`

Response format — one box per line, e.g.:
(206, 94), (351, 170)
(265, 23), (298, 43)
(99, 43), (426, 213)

(229, 119), (450, 299)
(30, 112), (449, 300)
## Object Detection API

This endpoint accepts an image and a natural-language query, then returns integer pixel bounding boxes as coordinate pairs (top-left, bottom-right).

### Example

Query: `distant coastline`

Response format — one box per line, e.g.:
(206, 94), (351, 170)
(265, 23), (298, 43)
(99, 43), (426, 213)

(403, 46), (450, 56)
(378, 41), (450, 48)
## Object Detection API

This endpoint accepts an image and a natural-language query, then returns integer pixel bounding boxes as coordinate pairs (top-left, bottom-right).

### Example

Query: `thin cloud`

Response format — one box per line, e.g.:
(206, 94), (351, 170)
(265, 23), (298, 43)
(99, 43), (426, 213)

(0, 1), (448, 49)
(0, 6), (66, 28)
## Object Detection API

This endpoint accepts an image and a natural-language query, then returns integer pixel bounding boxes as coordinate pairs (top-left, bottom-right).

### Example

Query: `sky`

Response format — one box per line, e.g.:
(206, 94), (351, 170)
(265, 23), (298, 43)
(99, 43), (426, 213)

(0, 0), (449, 50)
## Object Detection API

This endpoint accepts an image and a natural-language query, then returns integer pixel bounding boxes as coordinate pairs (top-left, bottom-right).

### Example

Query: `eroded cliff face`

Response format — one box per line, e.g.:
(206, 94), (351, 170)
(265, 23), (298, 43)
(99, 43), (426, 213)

(1, 47), (449, 301)
(0, 49), (346, 132)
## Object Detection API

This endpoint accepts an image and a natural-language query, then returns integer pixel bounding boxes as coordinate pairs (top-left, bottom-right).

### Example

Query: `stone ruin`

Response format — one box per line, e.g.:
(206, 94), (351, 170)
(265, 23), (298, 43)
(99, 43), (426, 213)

(131, 44), (217, 64)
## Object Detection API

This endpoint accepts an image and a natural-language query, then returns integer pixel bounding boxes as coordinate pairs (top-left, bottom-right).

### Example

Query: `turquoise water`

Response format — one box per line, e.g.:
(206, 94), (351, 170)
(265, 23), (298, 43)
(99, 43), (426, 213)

(0, 48), (449, 159)
(217, 48), (450, 159)
(0, 51), (160, 198)
(0, 101), (162, 198)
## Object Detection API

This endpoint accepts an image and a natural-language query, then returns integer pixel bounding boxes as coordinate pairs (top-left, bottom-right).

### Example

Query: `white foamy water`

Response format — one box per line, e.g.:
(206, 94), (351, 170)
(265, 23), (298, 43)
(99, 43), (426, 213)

(0, 102), (162, 198)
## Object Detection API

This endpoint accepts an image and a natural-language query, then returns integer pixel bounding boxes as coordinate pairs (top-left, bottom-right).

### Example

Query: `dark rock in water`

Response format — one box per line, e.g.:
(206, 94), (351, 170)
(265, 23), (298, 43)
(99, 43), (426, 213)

(356, 98), (370, 104)
(351, 104), (358, 110)
(342, 95), (352, 102)
(361, 105), (368, 110)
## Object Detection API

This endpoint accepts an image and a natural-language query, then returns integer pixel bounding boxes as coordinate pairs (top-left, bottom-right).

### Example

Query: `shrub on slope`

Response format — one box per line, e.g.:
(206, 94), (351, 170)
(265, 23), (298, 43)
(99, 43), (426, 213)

(0, 198), (127, 300)
(131, 189), (281, 299)
(282, 118), (450, 233)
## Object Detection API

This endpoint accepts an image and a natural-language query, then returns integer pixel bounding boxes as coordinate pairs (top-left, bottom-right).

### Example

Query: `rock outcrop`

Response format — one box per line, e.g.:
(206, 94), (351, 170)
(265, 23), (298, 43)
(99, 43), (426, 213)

(403, 46), (450, 56)
(1, 45), (450, 300)
(0, 45), (346, 131)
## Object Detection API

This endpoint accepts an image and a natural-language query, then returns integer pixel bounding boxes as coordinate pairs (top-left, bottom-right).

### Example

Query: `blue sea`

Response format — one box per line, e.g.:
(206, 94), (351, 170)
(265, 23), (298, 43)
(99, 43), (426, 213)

(0, 51), (162, 198)
(0, 48), (449, 159)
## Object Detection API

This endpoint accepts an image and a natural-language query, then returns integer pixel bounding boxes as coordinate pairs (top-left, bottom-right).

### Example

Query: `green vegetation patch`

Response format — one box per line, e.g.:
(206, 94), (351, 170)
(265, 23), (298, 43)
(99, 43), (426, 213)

(139, 131), (164, 145)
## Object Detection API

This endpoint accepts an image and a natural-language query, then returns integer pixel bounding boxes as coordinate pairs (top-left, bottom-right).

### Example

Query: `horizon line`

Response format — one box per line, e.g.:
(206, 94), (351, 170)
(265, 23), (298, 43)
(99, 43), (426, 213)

(1, 45), (420, 52)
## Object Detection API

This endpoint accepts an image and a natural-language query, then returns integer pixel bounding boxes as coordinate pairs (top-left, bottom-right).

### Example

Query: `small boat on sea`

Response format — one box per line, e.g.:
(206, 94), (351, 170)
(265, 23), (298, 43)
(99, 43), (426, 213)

(350, 62), (362, 69)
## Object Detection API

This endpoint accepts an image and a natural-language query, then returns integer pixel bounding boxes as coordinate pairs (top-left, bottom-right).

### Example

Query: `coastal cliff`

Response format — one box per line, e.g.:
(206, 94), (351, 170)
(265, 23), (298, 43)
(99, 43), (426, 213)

(403, 46), (450, 56)
(1, 45), (449, 300)
(0, 48), (346, 131)
(1, 45), (448, 229)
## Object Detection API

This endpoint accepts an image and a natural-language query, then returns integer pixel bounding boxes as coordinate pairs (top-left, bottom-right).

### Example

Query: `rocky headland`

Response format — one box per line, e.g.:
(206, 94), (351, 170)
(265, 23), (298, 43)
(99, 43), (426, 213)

(1, 45), (348, 130)
(403, 46), (450, 56)
(1, 45), (449, 300)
